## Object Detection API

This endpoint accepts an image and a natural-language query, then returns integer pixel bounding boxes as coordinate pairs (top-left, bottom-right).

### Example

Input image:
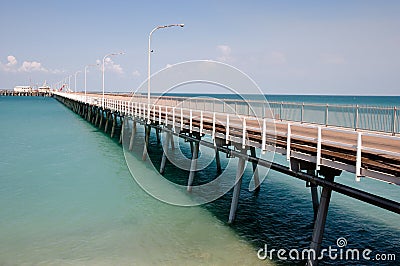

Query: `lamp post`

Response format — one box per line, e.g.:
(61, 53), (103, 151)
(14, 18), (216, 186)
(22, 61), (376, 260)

(68, 75), (72, 92)
(147, 24), (184, 122)
(85, 63), (99, 102)
(102, 52), (124, 108)
(74, 71), (82, 93)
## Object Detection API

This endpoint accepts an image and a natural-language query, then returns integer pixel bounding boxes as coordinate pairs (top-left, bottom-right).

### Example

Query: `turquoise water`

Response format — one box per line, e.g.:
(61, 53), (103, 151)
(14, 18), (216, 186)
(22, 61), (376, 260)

(0, 96), (399, 265)
(0, 97), (265, 265)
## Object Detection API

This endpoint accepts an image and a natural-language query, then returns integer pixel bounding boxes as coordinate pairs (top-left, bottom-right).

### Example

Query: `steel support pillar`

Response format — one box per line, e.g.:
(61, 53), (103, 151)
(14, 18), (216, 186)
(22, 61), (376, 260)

(129, 120), (136, 151)
(215, 147), (222, 174)
(104, 111), (110, 133)
(307, 169), (320, 221)
(228, 149), (246, 224)
(142, 125), (151, 161)
(307, 167), (341, 266)
(160, 128), (172, 175)
(119, 116), (125, 144)
(187, 133), (201, 192)
(250, 146), (261, 192)
(111, 113), (117, 138)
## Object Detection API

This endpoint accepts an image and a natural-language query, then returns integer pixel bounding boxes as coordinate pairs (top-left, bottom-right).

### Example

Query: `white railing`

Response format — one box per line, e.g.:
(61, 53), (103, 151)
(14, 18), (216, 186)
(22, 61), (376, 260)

(90, 93), (399, 135)
(53, 91), (400, 185)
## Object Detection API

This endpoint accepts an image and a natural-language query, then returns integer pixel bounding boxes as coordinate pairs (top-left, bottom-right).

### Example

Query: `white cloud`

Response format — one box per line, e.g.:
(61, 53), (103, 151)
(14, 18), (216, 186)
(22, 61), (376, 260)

(104, 57), (124, 74)
(0, 55), (62, 73)
(132, 70), (140, 77)
(6, 55), (17, 67)
(0, 55), (18, 72)
(18, 61), (48, 72)
(216, 45), (234, 62)
(321, 53), (346, 65)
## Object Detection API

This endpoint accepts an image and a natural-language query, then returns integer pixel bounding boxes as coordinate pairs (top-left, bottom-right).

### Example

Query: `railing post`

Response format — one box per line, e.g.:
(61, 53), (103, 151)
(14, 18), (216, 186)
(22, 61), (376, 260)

(301, 102), (304, 123)
(262, 103), (265, 118)
(356, 132), (363, 181)
(393, 106), (397, 136)
(280, 101), (283, 121)
(355, 104), (359, 131)
(325, 104), (329, 126)
(213, 99), (215, 112)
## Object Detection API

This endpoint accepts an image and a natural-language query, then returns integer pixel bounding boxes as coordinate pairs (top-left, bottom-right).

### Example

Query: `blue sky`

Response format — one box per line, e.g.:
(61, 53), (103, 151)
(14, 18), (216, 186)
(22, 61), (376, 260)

(1, 0), (399, 95)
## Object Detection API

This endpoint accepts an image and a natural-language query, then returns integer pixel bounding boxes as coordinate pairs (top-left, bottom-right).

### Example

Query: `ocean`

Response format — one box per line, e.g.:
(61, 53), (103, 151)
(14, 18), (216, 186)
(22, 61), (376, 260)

(0, 95), (399, 265)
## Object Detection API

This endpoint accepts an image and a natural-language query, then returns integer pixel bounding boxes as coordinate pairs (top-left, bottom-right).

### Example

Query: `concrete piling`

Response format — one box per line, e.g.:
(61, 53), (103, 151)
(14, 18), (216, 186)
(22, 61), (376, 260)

(250, 146), (261, 192)
(119, 116), (126, 144)
(95, 108), (100, 126)
(307, 169), (320, 221)
(155, 128), (161, 144)
(104, 111), (110, 133)
(170, 134), (175, 150)
(187, 140), (200, 192)
(215, 147), (222, 174)
(160, 128), (172, 175)
(99, 109), (104, 128)
(142, 125), (151, 161)
(307, 167), (342, 266)
(129, 120), (137, 151)
(228, 149), (247, 224)
(111, 112), (117, 138)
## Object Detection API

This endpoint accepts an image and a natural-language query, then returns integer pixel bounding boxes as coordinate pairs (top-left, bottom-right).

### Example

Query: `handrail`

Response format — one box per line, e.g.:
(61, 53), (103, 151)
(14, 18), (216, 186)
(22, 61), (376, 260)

(53, 92), (399, 135)
(53, 91), (400, 183)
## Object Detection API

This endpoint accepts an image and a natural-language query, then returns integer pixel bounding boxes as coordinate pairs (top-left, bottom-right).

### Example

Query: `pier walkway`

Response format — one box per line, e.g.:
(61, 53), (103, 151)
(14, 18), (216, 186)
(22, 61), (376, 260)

(59, 92), (400, 185)
(5, 90), (398, 265)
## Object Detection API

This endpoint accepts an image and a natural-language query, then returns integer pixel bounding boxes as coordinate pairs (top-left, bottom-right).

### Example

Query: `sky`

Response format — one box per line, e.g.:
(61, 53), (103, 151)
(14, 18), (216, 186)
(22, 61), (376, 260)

(0, 0), (399, 95)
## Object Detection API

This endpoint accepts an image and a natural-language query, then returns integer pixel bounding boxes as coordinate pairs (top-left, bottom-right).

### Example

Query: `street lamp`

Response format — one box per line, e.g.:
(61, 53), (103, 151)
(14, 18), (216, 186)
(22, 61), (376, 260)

(147, 24), (184, 122)
(68, 75), (72, 92)
(102, 52), (124, 108)
(74, 71), (82, 93)
(85, 63), (99, 102)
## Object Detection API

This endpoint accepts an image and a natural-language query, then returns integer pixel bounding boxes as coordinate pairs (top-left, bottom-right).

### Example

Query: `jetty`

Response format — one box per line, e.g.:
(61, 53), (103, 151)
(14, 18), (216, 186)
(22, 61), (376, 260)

(2, 90), (399, 265)
(0, 89), (52, 97)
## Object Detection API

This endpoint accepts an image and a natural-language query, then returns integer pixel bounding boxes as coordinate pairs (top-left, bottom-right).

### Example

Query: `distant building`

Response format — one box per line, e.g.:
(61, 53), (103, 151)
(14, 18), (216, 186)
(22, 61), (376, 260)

(38, 85), (51, 93)
(38, 81), (51, 93)
(13, 86), (32, 93)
